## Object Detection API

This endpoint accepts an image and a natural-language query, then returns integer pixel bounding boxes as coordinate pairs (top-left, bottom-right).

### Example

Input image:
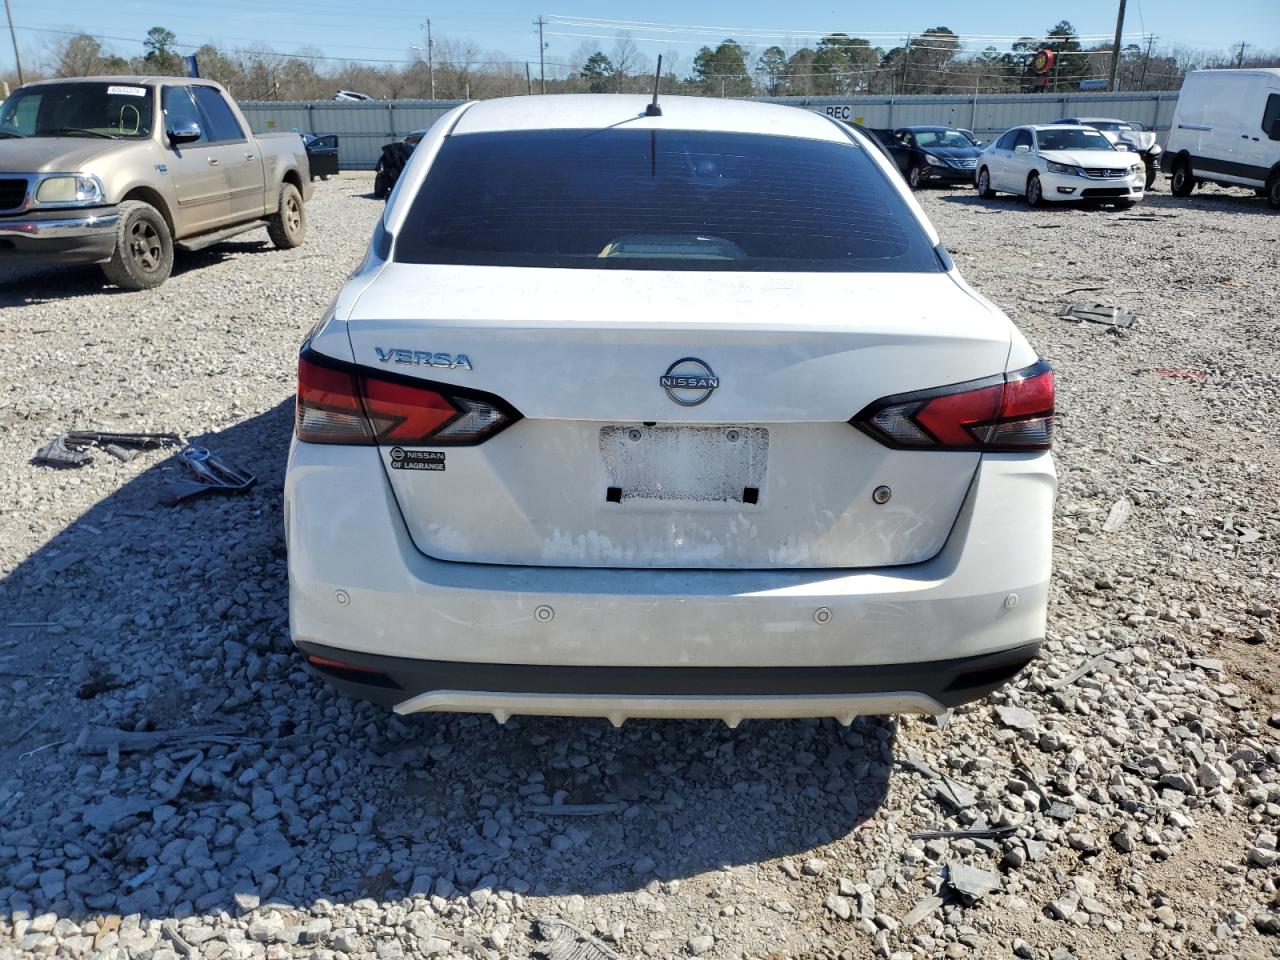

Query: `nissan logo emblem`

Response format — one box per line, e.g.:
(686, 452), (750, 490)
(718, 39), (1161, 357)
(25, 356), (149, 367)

(660, 358), (719, 406)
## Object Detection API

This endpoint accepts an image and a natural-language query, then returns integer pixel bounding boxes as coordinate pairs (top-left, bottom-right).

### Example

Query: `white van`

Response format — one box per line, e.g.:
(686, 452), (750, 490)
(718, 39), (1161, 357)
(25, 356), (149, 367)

(1162, 68), (1280, 208)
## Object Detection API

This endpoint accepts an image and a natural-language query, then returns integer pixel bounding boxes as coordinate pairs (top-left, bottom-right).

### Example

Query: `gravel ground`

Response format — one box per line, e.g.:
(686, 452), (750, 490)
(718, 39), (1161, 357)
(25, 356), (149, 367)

(0, 177), (1277, 960)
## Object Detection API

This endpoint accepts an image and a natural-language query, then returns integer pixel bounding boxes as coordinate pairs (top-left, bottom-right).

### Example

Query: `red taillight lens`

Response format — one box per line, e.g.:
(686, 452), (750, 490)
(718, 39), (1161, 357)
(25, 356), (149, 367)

(852, 361), (1054, 452)
(296, 351), (519, 446)
(296, 357), (373, 444)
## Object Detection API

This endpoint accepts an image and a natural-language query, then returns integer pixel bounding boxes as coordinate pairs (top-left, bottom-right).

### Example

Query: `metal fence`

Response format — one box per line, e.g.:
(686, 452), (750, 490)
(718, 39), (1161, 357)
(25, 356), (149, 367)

(238, 91), (1181, 171)
(238, 100), (463, 169)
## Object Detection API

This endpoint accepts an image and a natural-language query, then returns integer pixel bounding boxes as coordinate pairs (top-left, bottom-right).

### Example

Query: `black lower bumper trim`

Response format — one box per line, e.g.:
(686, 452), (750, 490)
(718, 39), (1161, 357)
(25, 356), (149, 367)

(296, 640), (1041, 710)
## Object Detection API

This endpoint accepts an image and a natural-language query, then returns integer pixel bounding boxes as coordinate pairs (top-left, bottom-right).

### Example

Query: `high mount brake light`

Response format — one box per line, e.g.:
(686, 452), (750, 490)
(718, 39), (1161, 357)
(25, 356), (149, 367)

(296, 350), (519, 446)
(852, 360), (1054, 452)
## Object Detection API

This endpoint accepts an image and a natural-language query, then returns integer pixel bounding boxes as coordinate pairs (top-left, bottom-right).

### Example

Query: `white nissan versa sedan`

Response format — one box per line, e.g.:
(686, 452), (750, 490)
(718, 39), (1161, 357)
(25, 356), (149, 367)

(285, 95), (1056, 726)
(976, 124), (1146, 207)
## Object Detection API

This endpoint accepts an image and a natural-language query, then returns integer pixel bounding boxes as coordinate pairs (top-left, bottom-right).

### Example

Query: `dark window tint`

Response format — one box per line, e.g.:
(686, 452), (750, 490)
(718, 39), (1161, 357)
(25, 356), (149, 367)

(995, 131), (1016, 150)
(1013, 129), (1033, 149)
(394, 129), (941, 273)
(191, 86), (244, 142)
(1264, 93), (1280, 136)
(162, 87), (205, 143)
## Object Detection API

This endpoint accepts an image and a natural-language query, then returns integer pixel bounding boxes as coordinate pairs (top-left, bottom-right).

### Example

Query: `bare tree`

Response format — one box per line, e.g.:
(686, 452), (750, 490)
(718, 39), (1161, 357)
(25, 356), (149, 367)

(610, 31), (651, 92)
(53, 34), (108, 77)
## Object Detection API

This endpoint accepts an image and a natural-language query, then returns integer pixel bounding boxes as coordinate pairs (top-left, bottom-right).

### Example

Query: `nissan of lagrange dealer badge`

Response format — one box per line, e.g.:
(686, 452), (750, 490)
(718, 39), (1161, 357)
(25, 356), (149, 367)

(389, 448), (445, 471)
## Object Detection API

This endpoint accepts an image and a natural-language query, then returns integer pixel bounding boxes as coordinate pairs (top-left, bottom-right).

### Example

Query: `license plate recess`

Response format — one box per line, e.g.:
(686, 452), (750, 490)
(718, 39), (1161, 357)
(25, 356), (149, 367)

(599, 425), (768, 504)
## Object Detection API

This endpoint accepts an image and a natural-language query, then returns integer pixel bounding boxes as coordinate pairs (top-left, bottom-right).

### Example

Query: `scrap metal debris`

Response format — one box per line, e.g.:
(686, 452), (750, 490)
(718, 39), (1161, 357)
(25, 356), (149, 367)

(33, 431), (180, 468)
(900, 752), (978, 810)
(74, 722), (242, 755)
(165, 445), (256, 504)
(527, 802), (627, 816)
(1047, 651), (1129, 691)
(535, 917), (624, 960)
(1057, 303), (1136, 329)
(910, 821), (1025, 841)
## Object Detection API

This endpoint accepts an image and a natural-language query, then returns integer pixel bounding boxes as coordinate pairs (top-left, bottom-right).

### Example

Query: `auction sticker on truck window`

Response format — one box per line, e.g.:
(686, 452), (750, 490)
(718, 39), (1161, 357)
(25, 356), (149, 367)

(389, 448), (445, 471)
(108, 86), (148, 97)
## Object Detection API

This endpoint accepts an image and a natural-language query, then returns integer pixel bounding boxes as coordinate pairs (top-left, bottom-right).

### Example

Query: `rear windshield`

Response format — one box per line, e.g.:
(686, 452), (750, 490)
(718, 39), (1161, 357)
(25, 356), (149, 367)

(394, 129), (941, 272)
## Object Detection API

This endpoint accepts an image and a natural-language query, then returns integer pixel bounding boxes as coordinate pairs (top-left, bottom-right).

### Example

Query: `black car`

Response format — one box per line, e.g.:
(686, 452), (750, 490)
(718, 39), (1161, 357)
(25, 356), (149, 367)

(869, 126), (985, 190)
(303, 134), (339, 181)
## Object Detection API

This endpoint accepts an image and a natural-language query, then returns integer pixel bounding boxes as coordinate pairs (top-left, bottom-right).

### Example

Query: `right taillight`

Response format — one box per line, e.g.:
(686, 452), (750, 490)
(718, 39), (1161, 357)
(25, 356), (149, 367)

(296, 350), (520, 446)
(852, 360), (1054, 452)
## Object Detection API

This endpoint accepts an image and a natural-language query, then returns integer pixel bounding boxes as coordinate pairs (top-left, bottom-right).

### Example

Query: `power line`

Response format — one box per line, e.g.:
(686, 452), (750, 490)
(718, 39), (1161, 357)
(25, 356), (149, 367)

(544, 28), (1152, 54)
(546, 14), (1153, 44)
(12, 22), (571, 68)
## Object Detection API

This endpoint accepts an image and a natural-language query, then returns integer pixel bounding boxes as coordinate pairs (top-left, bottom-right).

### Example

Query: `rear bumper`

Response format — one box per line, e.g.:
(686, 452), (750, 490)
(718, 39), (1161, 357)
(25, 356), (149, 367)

(0, 208), (119, 263)
(299, 639), (1040, 724)
(285, 442), (1055, 722)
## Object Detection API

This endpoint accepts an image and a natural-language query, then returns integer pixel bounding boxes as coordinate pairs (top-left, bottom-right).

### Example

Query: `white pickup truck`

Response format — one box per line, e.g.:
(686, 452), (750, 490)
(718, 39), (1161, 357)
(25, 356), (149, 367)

(0, 76), (312, 289)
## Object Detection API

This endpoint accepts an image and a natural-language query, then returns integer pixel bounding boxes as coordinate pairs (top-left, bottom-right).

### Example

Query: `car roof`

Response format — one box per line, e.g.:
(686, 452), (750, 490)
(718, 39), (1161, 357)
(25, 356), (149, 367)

(1024, 124), (1094, 131)
(902, 125), (964, 132)
(450, 94), (850, 143)
(1068, 117), (1129, 123)
(20, 76), (221, 90)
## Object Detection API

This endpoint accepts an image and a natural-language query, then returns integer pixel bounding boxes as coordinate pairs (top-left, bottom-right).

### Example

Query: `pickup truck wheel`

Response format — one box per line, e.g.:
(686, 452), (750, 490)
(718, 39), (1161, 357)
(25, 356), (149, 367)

(101, 201), (173, 291)
(267, 183), (306, 249)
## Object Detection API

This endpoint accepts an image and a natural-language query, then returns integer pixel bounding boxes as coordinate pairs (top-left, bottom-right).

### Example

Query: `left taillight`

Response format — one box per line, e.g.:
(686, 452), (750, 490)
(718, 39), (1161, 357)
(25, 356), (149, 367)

(852, 360), (1054, 452)
(296, 351), (519, 446)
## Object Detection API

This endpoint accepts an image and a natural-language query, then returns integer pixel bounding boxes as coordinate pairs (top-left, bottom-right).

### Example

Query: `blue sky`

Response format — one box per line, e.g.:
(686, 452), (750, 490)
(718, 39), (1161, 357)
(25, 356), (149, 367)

(4, 0), (1278, 77)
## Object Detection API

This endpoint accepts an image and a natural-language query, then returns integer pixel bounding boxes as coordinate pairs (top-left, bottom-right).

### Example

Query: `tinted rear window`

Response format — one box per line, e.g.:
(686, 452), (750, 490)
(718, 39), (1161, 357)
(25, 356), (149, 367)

(394, 129), (940, 272)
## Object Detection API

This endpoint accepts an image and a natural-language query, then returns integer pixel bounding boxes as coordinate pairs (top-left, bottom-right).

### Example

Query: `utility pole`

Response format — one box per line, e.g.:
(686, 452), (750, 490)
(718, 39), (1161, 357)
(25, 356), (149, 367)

(535, 16), (546, 94)
(525, 62), (532, 95)
(900, 34), (911, 92)
(1107, 0), (1127, 92)
(1235, 41), (1248, 68)
(1139, 34), (1154, 89)
(424, 19), (435, 100)
(3, 0), (22, 87)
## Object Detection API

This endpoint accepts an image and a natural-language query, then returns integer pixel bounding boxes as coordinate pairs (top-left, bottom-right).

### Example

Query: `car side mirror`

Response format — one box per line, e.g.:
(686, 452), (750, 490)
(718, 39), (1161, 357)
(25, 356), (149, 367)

(168, 120), (202, 146)
(1014, 144), (1030, 155)
(1268, 118), (1280, 141)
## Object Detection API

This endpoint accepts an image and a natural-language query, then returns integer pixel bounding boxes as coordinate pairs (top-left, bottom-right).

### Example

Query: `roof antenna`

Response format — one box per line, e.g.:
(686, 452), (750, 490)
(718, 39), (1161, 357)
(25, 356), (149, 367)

(645, 55), (663, 117)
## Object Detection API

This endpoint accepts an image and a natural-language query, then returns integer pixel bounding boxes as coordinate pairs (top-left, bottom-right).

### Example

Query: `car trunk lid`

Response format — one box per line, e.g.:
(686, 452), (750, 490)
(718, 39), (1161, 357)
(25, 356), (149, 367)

(345, 264), (1012, 569)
